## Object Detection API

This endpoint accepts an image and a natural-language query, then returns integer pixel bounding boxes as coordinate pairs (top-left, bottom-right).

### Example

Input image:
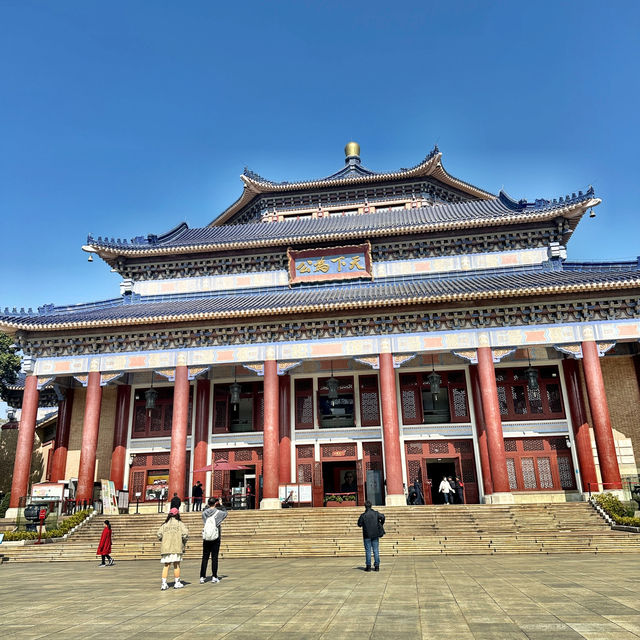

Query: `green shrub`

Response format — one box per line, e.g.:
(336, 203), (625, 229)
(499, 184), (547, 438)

(593, 493), (640, 527)
(0, 492), (10, 518)
(3, 509), (93, 541)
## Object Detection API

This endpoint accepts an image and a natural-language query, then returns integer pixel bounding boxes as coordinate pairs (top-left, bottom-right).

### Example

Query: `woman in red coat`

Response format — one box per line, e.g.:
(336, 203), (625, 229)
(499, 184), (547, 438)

(97, 520), (114, 567)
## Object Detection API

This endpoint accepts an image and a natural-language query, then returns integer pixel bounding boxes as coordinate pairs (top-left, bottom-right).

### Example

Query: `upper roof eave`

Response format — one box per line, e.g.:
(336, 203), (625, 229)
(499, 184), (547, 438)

(209, 149), (495, 226)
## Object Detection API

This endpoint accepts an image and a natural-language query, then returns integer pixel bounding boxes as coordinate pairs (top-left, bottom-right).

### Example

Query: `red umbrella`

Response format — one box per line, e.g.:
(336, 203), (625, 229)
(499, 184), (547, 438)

(193, 460), (250, 473)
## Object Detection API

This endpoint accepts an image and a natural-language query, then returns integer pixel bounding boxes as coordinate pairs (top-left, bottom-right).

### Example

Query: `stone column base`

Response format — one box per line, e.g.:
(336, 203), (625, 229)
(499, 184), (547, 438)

(4, 507), (19, 519)
(483, 492), (514, 504)
(260, 498), (282, 510)
(385, 494), (407, 507)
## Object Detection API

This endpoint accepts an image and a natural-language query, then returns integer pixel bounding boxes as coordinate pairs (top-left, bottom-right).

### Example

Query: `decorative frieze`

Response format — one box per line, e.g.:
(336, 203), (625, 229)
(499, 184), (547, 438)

(18, 296), (640, 360)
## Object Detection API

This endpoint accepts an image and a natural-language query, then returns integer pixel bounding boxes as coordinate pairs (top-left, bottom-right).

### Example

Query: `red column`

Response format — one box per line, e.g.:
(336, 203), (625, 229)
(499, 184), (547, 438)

(76, 371), (103, 503)
(379, 352), (405, 503)
(261, 359), (280, 507)
(9, 375), (40, 508)
(278, 374), (292, 485)
(193, 379), (210, 491)
(168, 365), (190, 501)
(581, 341), (622, 490)
(562, 359), (598, 492)
(50, 389), (74, 483)
(110, 385), (131, 491)
(476, 347), (511, 495)
(470, 365), (493, 496)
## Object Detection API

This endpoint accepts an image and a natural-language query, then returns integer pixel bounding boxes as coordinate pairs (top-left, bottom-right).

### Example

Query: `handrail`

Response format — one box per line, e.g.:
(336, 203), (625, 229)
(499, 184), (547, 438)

(587, 481), (623, 498)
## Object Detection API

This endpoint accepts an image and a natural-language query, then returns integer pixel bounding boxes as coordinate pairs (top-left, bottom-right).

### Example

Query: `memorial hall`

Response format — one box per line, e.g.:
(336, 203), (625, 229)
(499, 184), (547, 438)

(3, 142), (640, 516)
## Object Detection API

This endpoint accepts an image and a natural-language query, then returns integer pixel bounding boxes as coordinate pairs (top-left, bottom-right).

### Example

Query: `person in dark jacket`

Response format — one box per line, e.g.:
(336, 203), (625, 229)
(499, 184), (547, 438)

(413, 479), (425, 505)
(170, 493), (181, 511)
(192, 482), (204, 511)
(357, 500), (385, 572)
(199, 497), (228, 583)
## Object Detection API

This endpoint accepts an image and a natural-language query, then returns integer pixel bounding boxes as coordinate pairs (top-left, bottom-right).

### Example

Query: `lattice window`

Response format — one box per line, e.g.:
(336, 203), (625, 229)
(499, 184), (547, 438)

(451, 388), (468, 418)
(454, 440), (472, 454)
(406, 442), (423, 455)
(497, 387), (508, 414)
(364, 442), (382, 458)
(557, 456), (575, 489)
(504, 439), (517, 452)
(213, 397), (228, 433)
(522, 458), (537, 489)
(255, 394), (264, 431)
(152, 453), (170, 465)
(213, 470), (223, 489)
(506, 458), (518, 490)
(214, 450), (227, 461)
(537, 457), (553, 489)
(461, 460), (476, 484)
(132, 470), (146, 495)
(401, 389), (419, 422)
(549, 437), (568, 451)
(296, 395), (313, 427)
(511, 386), (527, 415)
(428, 441), (449, 455)
(134, 406), (146, 433)
(408, 460), (422, 483)
(361, 391), (380, 425)
(523, 438), (544, 451)
(297, 463), (312, 483)
(234, 449), (252, 461)
(297, 445), (314, 459)
(150, 407), (163, 432)
(132, 454), (147, 466)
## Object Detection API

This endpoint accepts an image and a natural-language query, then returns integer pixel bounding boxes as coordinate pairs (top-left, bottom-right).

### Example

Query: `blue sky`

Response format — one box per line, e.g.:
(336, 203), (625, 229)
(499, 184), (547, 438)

(1, 1), (639, 310)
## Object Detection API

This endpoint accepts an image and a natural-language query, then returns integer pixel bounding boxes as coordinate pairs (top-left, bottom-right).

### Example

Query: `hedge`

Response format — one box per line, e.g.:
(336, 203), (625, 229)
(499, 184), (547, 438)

(593, 493), (640, 527)
(2, 509), (93, 541)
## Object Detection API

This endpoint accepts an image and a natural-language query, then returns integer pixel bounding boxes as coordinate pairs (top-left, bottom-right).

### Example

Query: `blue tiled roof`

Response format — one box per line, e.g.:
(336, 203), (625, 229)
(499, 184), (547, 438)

(1, 258), (637, 330)
(87, 188), (596, 252)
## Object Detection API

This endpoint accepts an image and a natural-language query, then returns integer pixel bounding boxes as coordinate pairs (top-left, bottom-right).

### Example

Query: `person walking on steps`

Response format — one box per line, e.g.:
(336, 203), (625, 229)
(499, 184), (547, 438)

(157, 508), (189, 590)
(170, 492), (181, 511)
(439, 476), (453, 504)
(97, 520), (114, 567)
(200, 497), (228, 584)
(357, 500), (385, 572)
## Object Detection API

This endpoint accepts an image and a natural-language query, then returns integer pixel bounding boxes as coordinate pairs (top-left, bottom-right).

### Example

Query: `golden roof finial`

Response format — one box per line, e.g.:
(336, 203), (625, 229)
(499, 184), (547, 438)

(345, 141), (360, 158)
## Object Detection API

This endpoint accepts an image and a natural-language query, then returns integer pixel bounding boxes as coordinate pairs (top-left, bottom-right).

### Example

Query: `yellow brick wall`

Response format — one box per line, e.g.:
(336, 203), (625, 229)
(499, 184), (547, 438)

(579, 355), (640, 475)
(64, 386), (117, 482)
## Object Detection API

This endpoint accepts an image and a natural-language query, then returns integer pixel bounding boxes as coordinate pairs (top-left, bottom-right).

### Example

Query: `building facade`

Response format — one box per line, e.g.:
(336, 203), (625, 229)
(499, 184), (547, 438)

(3, 143), (640, 514)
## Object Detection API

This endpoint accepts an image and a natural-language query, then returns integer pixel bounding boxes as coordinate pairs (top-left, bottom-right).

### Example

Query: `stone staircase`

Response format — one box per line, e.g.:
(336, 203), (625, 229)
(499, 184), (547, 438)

(2, 503), (639, 562)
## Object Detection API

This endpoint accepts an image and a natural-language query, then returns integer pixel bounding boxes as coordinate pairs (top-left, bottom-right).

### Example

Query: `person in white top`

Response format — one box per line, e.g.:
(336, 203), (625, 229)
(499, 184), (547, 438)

(438, 476), (453, 504)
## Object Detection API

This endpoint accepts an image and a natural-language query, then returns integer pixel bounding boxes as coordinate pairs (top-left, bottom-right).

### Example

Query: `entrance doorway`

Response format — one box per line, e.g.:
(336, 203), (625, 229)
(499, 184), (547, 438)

(322, 461), (358, 494)
(229, 468), (256, 509)
(426, 459), (458, 504)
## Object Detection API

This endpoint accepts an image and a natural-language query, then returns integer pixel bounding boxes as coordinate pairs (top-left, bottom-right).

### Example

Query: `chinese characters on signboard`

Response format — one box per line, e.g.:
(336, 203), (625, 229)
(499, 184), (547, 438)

(288, 243), (373, 284)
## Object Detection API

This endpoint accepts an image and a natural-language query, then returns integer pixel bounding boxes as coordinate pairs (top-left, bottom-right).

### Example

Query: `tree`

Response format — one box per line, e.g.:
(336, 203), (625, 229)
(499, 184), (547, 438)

(0, 332), (20, 402)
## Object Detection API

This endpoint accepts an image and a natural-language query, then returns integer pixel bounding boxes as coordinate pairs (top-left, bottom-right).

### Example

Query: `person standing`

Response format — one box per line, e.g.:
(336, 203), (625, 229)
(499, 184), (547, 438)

(439, 476), (453, 504)
(157, 508), (189, 590)
(200, 497), (228, 584)
(97, 520), (114, 567)
(192, 481), (204, 511)
(357, 500), (385, 572)
(413, 479), (425, 505)
(454, 475), (465, 504)
(170, 492), (181, 511)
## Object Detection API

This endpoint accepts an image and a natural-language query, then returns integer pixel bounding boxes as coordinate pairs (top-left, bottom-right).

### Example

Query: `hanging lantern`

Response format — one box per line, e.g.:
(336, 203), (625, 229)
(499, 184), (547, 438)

(427, 369), (442, 400)
(230, 381), (242, 407)
(145, 387), (158, 411)
(327, 376), (339, 400)
(525, 366), (539, 390)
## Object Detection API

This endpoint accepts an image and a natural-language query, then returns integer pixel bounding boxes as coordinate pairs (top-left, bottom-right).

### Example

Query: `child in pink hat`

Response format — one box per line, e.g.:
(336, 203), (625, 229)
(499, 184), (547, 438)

(157, 507), (189, 590)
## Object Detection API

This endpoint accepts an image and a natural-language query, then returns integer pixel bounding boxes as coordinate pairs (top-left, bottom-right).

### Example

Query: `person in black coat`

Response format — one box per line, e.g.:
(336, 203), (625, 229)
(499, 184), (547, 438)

(357, 500), (385, 571)
(170, 493), (181, 511)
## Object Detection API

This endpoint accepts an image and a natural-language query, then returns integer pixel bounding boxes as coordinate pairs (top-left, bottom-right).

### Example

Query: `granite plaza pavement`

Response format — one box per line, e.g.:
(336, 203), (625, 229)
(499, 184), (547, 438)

(1, 554), (640, 639)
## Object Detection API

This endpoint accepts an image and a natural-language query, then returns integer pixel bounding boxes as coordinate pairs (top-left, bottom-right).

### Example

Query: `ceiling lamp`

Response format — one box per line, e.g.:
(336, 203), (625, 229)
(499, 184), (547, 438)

(525, 349), (539, 390)
(327, 361), (339, 400)
(145, 371), (158, 412)
(427, 356), (442, 401)
(230, 367), (241, 408)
